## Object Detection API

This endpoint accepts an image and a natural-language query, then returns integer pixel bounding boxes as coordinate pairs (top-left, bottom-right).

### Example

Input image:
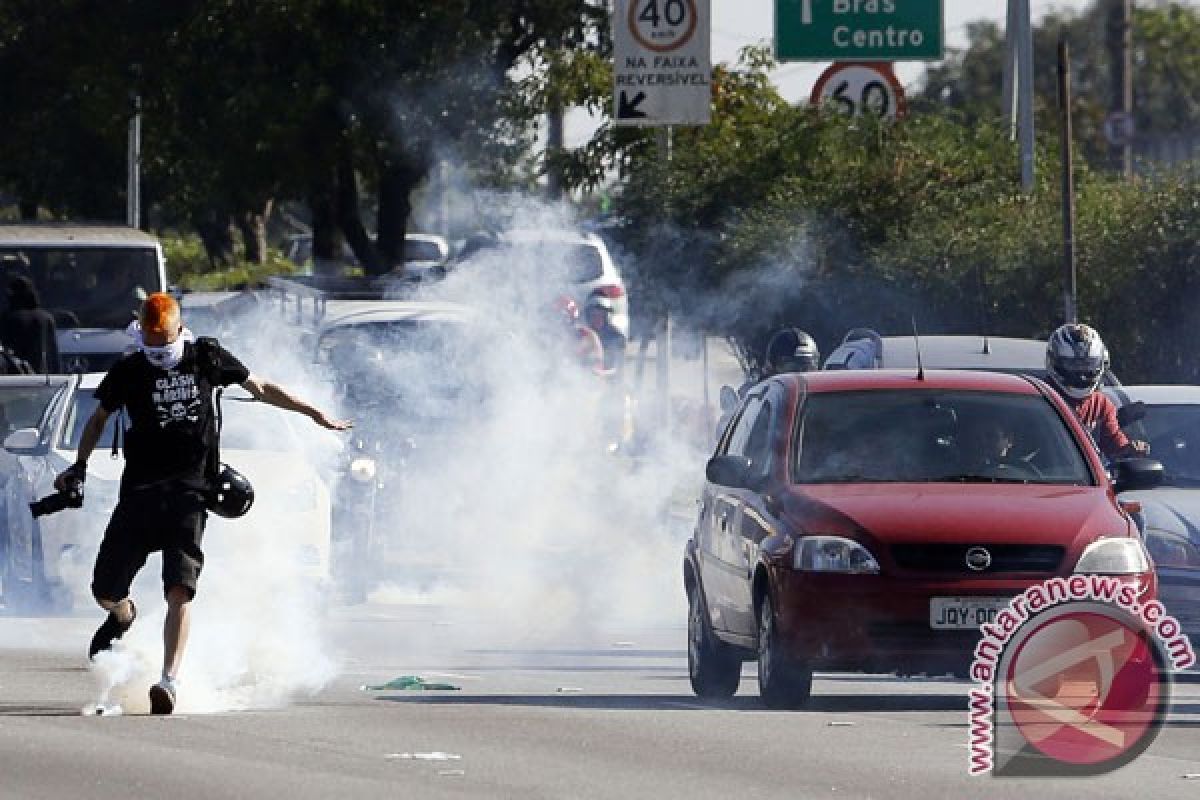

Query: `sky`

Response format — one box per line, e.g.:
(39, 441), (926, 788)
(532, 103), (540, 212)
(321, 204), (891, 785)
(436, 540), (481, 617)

(566, 0), (1176, 145)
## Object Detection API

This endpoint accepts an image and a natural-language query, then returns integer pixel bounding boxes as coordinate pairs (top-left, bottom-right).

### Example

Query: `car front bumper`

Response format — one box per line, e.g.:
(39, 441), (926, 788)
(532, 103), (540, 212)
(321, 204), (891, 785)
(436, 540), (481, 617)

(771, 570), (1156, 675)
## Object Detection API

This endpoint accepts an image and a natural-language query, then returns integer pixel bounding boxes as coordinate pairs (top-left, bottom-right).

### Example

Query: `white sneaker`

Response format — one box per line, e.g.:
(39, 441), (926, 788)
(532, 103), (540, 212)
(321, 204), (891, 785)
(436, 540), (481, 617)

(149, 678), (177, 715)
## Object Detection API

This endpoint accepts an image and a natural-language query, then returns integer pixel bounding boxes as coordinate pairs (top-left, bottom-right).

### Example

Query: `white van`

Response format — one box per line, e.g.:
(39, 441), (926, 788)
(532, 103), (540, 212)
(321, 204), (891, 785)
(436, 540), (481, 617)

(0, 224), (168, 372)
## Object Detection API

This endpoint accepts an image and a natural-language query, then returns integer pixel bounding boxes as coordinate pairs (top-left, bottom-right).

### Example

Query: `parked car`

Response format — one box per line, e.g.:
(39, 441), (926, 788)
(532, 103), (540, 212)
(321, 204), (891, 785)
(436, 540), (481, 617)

(1, 374), (331, 612)
(685, 369), (1160, 708)
(458, 229), (630, 340)
(0, 224), (168, 373)
(1106, 385), (1200, 642)
(0, 375), (73, 608)
(285, 232), (450, 280)
(822, 330), (1121, 386)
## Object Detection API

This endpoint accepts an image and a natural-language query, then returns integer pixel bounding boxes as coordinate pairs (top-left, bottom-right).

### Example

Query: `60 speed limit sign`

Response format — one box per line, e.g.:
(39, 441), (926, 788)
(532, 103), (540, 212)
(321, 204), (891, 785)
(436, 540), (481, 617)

(810, 62), (907, 121)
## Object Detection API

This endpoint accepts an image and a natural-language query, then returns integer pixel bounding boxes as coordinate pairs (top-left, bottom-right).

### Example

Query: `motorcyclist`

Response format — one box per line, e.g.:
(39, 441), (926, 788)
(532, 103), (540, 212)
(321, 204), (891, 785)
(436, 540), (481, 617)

(1044, 323), (1148, 461)
(583, 295), (627, 375)
(554, 295), (609, 376)
(738, 328), (820, 397)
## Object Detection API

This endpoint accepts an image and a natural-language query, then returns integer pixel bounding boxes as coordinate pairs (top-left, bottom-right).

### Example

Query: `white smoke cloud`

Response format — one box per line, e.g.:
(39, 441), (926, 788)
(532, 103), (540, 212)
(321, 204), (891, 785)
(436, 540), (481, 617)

(75, 192), (726, 713)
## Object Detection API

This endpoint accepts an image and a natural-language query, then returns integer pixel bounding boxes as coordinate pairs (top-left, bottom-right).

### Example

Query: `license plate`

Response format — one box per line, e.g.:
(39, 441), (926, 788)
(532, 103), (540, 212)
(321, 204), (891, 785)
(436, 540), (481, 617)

(929, 597), (1010, 630)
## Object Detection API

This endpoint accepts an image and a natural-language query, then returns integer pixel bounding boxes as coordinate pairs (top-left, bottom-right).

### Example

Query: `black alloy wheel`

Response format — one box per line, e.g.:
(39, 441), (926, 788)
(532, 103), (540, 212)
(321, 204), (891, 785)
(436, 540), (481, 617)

(757, 593), (813, 709)
(687, 584), (742, 698)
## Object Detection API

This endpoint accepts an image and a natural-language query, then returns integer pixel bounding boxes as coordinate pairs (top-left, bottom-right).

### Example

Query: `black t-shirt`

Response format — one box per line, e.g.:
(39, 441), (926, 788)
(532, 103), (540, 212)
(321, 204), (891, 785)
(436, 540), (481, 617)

(95, 341), (250, 492)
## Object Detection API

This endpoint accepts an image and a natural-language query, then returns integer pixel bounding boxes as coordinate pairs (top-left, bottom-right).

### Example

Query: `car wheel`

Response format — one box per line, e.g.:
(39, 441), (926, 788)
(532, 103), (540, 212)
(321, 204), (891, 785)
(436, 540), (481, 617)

(687, 584), (742, 698)
(757, 593), (812, 709)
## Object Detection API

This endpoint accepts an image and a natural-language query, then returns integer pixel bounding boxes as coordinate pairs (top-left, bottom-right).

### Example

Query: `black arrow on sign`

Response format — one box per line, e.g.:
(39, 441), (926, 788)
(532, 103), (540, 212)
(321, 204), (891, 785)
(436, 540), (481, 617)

(618, 90), (648, 119)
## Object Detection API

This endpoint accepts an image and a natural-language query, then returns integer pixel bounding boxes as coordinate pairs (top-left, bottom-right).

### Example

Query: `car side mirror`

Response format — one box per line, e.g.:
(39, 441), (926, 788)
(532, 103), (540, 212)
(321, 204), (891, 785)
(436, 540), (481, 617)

(1117, 401), (1146, 428)
(3, 427), (41, 455)
(719, 385), (739, 413)
(706, 454), (753, 488)
(1113, 457), (1164, 493)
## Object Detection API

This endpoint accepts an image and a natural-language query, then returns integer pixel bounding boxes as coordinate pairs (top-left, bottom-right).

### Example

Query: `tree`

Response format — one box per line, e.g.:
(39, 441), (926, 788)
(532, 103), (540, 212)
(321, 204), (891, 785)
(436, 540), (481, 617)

(917, 2), (1200, 171)
(0, 1), (610, 272)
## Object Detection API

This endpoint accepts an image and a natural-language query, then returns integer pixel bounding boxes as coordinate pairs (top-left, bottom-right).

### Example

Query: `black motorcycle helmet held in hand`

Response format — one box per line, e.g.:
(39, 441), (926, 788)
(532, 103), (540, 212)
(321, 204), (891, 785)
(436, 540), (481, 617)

(206, 463), (254, 519)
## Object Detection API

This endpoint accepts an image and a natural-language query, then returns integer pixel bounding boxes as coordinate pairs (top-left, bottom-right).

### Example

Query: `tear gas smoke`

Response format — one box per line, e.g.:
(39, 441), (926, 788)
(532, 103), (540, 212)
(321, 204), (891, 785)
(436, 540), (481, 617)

(67, 196), (738, 712)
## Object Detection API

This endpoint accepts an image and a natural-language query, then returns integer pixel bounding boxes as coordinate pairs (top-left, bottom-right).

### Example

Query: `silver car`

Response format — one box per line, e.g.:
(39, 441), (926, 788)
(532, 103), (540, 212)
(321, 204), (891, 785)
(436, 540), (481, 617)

(1106, 385), (1200, 641)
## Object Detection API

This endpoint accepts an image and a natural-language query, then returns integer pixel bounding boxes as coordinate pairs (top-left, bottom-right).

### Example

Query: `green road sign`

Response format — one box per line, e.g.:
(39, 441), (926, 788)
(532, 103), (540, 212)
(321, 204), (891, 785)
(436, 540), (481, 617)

(775, 0), (943, 62)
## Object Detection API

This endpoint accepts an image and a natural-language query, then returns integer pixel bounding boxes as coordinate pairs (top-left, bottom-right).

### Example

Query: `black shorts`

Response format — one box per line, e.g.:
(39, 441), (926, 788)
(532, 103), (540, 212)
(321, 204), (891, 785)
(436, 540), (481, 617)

(91, 489), (208, 601)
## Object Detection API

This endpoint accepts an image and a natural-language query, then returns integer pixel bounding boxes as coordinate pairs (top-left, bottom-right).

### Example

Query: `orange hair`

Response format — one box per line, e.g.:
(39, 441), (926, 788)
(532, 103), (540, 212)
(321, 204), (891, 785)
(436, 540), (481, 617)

(140, 292), (181, 336)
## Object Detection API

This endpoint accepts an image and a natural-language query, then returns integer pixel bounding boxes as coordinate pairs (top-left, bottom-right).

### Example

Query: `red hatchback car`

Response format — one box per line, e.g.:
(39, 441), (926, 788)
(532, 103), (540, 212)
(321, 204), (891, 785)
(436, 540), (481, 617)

(684, 370), (1161, 708)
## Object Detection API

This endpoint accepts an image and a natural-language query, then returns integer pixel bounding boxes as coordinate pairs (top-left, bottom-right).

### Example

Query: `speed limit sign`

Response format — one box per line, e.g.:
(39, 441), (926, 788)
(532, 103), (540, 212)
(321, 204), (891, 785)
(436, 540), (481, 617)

(613, 0), (711, 126)
(810, 62), (907, 120)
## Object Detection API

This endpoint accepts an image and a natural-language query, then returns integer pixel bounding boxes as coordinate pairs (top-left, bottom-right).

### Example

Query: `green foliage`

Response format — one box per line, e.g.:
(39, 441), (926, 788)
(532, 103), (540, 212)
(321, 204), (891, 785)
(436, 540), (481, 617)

(609, 46), (1200, 382)
(161, 233), (296, 291)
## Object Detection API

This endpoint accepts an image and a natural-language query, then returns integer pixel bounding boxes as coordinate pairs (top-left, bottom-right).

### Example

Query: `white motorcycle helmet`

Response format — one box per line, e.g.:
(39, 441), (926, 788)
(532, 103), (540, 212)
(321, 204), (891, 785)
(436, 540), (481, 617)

(1046, 323), (1109, 399)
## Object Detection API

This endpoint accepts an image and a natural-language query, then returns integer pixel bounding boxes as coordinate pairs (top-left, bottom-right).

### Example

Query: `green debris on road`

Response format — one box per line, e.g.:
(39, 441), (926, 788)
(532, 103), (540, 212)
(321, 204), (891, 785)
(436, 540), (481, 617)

(362, 675), (461, 691)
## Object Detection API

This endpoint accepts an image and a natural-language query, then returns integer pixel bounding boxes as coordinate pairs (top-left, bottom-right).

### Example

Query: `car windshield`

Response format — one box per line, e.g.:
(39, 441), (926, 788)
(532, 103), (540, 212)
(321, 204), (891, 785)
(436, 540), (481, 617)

(0, 246), (160, 329)
(503, 242), (604, 283)
(61, 389), (296, 452)
(317, 319), (486, 422)
(793, 389), (1093, 485)
(0, 383), (64, 436)
(1125, 404), (1200, 486)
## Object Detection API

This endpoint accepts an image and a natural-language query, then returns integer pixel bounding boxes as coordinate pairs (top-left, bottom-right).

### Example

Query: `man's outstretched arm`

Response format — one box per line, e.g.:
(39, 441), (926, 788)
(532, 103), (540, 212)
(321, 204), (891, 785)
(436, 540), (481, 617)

(241, 373), (352, 431)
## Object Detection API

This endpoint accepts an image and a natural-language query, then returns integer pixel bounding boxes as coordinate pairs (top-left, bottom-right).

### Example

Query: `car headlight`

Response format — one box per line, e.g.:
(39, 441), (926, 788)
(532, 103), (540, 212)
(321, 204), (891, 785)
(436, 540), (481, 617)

(1074, 537), (1150, 574)
(793, 536), (881, 574)
(349, 457), (377, 483)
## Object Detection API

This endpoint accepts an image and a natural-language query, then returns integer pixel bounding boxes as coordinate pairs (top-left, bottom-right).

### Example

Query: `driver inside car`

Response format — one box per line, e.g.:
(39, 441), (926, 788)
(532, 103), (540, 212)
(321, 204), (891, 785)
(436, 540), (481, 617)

(954, 413), (1040, 480)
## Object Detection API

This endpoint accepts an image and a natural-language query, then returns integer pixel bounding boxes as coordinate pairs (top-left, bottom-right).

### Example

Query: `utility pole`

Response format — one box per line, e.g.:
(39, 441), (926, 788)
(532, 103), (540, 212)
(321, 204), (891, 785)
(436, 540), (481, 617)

(547, 106), (565, 200)
(1058, 35), (1078, 324)
(1003, 0), (1036, 192)
(546, 34), (566, 201)
(1107, 0), (1134, 178)
(126, 93), (142, 229)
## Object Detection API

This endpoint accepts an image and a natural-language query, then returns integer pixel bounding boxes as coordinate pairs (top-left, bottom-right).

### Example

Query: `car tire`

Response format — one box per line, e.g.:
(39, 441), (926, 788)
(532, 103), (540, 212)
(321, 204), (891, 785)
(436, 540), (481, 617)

(757, 594), (812, 709)
(687, 584), (742, 698)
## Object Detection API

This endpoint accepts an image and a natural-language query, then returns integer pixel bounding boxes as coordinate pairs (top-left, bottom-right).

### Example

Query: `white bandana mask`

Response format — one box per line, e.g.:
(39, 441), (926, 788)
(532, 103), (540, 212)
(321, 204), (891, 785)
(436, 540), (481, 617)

(127, 320), (195, 370)
(142, 337), (187, 370)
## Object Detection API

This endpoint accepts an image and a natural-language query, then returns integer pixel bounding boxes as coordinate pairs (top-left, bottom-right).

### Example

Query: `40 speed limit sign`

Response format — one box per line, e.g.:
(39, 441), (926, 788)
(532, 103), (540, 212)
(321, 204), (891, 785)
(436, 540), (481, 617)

(613, 0), (711, 126)
(810, 62), (906, 120)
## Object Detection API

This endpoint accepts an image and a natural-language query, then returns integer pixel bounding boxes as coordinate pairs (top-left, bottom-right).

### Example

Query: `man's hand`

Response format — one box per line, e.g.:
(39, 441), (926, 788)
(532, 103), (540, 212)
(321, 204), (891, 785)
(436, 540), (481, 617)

(1129, 439), (1150, 456)
(53, 462), (86, 492)
(310, 409), (353, 431)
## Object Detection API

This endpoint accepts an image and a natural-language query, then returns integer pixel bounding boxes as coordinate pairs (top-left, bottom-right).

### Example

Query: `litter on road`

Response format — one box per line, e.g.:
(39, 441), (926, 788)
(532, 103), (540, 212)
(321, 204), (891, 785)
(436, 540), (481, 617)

(827, 721), (856, 727)
(361, 675), (462, 691)
(386, 752), (463, 761)
(82, 704), (124, 717)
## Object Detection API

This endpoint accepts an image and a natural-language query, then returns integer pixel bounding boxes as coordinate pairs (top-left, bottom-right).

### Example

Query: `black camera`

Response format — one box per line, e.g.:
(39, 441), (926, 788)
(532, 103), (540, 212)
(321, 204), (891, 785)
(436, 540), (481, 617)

(30, 486), (84, 518)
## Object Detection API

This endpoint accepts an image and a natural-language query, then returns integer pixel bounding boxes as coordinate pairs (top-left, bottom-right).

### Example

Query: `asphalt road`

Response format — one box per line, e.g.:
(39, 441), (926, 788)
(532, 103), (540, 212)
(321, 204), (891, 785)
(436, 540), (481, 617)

(1, 601), (1199, 800)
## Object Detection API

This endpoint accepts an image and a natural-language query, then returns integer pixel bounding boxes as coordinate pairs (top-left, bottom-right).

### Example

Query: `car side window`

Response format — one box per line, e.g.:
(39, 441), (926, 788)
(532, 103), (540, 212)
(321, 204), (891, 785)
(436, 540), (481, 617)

(743, 400), (773, 476)
(723, 397), (763, 458)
